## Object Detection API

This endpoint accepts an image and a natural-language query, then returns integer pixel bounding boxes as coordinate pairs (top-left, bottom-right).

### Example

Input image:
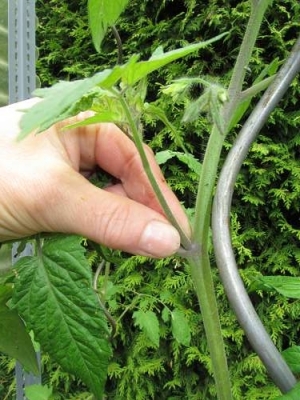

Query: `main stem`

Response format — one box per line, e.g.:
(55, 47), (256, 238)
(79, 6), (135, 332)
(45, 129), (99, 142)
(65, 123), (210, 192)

(190, 2), (271, 399)
(191, 126), (233, 400)
(115, 3), (270, 398)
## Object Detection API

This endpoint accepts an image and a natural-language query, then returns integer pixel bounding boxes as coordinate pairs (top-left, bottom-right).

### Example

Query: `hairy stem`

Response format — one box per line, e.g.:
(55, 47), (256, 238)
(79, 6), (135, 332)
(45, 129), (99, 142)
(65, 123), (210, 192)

(93, 260), (116, 338)
(111, 25), (123, 64)
(225, 0), (272, 120)
(240, 75), (275, 102)
(118, 93), (192, 250)
(191, 126), (232, 400)
(189, 2), (271, 399)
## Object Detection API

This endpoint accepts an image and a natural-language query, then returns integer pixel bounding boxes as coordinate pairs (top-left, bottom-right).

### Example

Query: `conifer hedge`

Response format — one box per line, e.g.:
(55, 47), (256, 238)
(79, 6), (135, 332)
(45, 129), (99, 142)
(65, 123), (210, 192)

(1, 1), (299, 399)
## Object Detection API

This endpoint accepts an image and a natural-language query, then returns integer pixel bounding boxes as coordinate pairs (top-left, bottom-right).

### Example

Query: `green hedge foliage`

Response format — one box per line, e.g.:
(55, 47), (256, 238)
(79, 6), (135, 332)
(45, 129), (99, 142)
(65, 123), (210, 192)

(2, 0), (300, 399)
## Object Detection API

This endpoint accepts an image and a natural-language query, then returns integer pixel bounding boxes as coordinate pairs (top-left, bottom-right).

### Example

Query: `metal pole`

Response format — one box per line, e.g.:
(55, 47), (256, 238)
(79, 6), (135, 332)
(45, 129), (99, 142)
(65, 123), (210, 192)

(8, 0), (36, 103)
(0, 0), (9, 106)
(8, 1), (41, 398)
(212, 36), (300, 393)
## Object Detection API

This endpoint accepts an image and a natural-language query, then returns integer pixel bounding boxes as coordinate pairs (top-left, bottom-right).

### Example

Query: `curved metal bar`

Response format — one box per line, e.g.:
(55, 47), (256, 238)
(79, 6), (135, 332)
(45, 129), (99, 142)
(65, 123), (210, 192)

(212, 35), (300, 393)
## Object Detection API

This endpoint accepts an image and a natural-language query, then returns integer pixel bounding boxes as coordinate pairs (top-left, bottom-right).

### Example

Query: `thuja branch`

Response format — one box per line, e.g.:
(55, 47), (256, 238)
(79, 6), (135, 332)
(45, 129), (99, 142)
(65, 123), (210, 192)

(117, 91), (192, 251)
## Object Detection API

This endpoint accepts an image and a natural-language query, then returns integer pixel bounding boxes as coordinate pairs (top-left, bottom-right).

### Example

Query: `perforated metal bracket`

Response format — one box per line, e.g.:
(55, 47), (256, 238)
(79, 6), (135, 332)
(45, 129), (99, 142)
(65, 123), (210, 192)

(212, 35), (300, 394)
(8, 0), (36, 103)
(8, 1), (41, 398)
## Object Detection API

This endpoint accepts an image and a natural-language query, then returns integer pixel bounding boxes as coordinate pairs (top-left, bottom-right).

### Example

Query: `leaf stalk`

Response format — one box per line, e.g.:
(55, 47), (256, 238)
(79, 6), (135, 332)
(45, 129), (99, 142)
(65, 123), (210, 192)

(117, 91), (192, 250)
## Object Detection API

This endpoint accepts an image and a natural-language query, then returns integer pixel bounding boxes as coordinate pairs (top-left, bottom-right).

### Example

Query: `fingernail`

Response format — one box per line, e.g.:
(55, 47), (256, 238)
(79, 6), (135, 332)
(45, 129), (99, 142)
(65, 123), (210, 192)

(139, 220), (180, 257)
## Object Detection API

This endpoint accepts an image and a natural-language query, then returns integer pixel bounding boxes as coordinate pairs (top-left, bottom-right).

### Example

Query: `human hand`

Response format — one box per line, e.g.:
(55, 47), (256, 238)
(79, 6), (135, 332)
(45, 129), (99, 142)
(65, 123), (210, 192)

(0, 99), (190, 257)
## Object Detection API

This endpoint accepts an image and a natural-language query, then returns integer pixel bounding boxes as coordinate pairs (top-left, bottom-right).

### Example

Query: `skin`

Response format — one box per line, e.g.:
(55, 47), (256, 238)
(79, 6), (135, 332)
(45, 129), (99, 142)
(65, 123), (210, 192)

(0, 98), (191, 258)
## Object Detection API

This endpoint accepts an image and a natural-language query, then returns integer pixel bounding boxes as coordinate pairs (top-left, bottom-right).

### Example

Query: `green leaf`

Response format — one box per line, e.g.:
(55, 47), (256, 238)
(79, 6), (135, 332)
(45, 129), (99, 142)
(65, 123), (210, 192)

(229, 57), (280, 130)
(25, 384), (53, 400)
(133, 310), (160, 347)
(275, 382), (300, 400)
(171, 309), (191, 346)
(250, 276), (300, 299)
(12, 235), (112, 399)
(122, 33), (228, 86)
(182, 83), (228, 134)
(0, 284), (13, 304)
(155, 150), (176, 165)
(162, 307), (170, 323)
(0, 244), (12, 273)
(182, 96), (208, 123)
(282, 346), (300, 373)
(64, 112), (122, 130)
(19, 35), (226, 141)
(88, 0), (129, 52)
(18, 69), (122, 139)
(155, 150), (201, 176)
(144, 103), (187, 152)
(0, 285), (39, 375)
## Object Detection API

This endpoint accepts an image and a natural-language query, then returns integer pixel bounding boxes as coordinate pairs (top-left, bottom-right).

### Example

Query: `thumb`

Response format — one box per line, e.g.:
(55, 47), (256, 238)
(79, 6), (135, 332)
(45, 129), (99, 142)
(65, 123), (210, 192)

(48, 171), (181, 258)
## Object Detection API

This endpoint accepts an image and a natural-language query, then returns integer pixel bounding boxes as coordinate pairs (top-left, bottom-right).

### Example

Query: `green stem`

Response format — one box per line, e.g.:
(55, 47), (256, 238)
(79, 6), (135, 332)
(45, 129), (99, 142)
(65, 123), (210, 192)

(192, 126), (232, 400)
(111, 4), (269, 398)
(239, 75), (275, 102)
(189, 3), (271, 399)
(118, 93), (192, 250)
(193, 125), (224, 240)
(225, 0), (272, 120)
(188, 252), (233, 399)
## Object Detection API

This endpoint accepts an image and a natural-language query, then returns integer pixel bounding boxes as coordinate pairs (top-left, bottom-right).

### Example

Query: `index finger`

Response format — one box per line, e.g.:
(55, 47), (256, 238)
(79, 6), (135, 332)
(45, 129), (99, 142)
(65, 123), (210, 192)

(73, 121), (191, 238)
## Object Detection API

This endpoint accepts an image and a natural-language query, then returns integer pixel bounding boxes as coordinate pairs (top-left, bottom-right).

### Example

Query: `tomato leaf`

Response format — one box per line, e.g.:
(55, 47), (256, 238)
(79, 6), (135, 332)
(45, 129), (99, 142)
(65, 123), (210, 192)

(25, 384), (53, 400)
(156, 150), (201, 176)
(18, 69), (122, 139)
(275, 382), (300, 400)
(12, 235), (112, 399)
(0, 244), (12, 273)
(19, 34), (226, 140)
(121, 33), (228, 86)
(171, 309), (191, 346)
(133, 310), (160, 347)
(144, 103), (188, 151)
(88, 0), (129, 52)
(162, 307), (170, 323)
(0, 285), (39, 375)
(282, 346), (300, 374)
(229, 57), (280, 130)
(250, 276), (300, 299)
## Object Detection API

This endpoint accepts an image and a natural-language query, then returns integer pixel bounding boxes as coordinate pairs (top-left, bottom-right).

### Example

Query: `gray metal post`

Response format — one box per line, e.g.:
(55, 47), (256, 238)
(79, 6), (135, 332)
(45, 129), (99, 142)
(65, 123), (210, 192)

(0, 0), (9, 106)
(7, 0), (42, 398)
(212, 36), (300, 393)
(8, 0), (36, 103)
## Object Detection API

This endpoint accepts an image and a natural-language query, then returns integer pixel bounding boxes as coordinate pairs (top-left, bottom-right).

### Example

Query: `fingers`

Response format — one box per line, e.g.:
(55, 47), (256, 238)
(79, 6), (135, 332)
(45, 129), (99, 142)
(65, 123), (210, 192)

(0, 102), (190, 257)
(67, 121), (191, 237)
(47, 168), (181, 257)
